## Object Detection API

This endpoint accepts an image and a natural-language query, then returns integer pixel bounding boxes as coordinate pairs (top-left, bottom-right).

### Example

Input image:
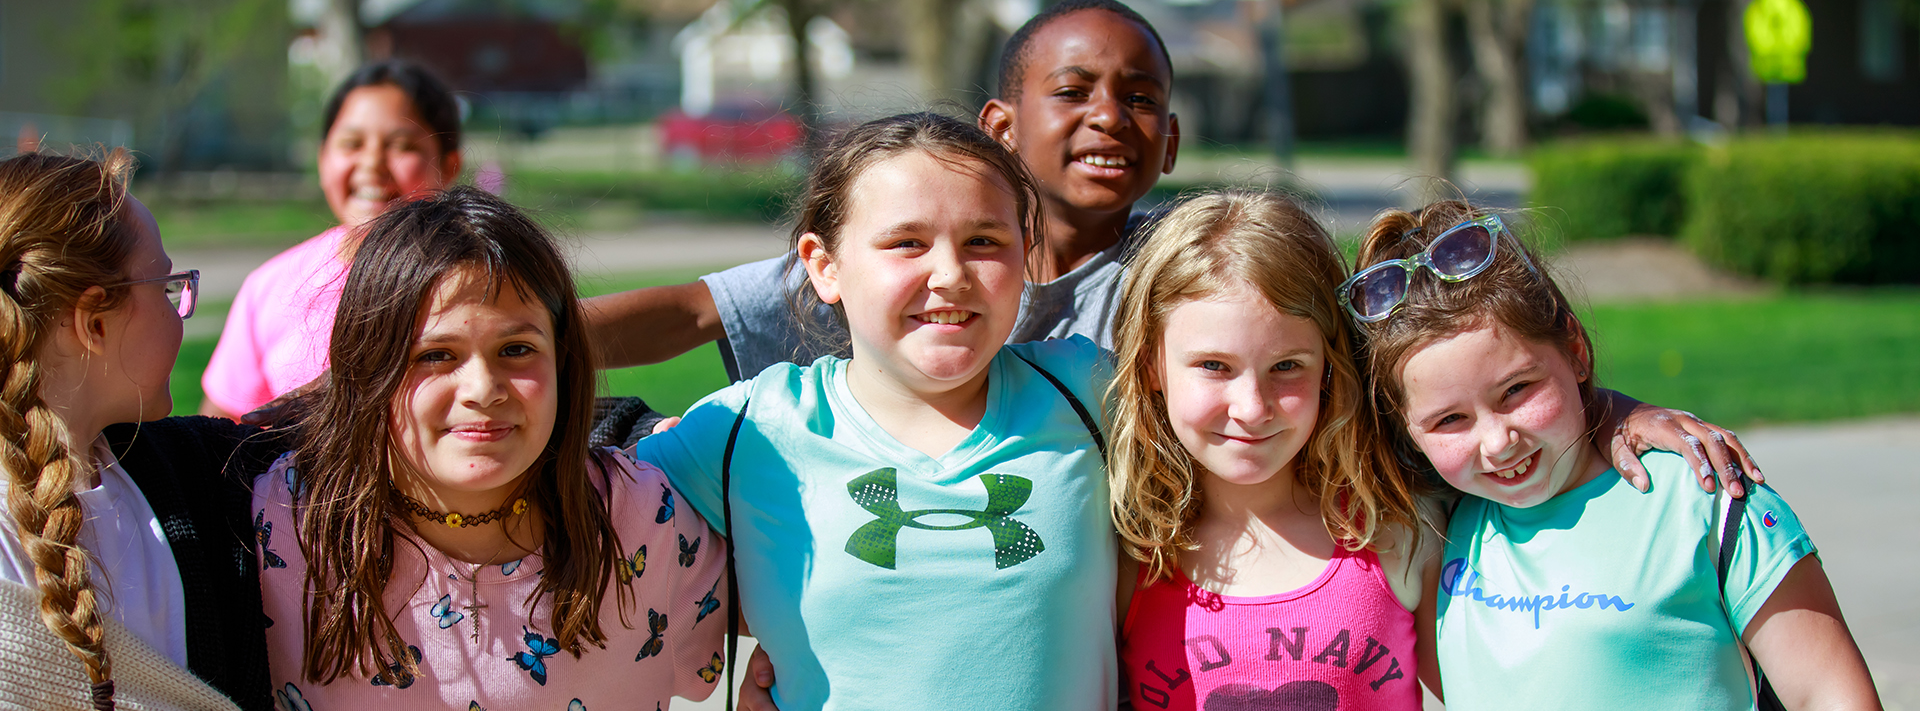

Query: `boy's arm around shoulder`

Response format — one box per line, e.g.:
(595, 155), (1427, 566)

(582, 279), (723, 369)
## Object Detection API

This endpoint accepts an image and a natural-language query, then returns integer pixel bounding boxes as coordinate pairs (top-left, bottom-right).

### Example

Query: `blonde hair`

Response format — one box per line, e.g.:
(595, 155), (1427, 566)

(1107, 191), (1420, 583)
(0, 149), (141, 709)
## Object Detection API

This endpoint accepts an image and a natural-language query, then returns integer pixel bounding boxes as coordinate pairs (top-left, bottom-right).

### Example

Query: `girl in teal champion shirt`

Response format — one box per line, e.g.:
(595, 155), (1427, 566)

(627, 113), (1118, 710)
(1347, 200), (1881, 709)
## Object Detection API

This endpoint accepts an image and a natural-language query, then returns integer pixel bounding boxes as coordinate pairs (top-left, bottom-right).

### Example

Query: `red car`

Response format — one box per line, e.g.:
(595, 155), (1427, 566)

(659, 104), (804, 164)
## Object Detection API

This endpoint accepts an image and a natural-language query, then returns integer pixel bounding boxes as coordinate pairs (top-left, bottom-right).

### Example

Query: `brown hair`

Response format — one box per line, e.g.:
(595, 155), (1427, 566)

(290, 186), (618, 684)
(1107, 190), (1420, 583)
(0, 150), (140, 707)
(1353, 200), (1601, 479)
(785, 111), (1046, 356)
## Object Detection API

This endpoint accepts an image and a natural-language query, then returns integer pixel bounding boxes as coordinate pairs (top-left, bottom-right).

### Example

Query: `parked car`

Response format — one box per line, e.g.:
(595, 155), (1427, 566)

(659, 103), (803, 165)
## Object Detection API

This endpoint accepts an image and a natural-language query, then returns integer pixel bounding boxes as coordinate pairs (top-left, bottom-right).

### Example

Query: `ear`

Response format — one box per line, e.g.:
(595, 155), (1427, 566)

(979, 99), (1018, 153)
(1563, 312), (1593, 381)
(440, 150), (465, 184)
(1162, 112), (1180, 175)
(797, 232), (841, 305)
(64, 285), (112, 356)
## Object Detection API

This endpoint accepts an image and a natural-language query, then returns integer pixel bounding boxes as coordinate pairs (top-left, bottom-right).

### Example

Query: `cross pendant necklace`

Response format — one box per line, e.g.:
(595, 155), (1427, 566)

(462, 562), (489, 643)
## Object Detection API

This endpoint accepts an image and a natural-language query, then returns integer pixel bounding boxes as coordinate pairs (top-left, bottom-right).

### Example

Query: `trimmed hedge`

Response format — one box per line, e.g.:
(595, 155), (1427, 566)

(1528, 138), (1695, 241)
(1681, 134), (1920, 284)
(1528, 131), (1920, 284)
(1683, 133), (1920, 284)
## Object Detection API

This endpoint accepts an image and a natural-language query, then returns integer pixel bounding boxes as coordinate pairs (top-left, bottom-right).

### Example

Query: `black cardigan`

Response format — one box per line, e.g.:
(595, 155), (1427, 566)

(104, 417), (293, 711)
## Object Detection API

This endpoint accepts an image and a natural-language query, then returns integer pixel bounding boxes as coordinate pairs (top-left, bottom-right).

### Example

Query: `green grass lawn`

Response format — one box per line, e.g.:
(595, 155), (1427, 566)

(171, 271), (1920, 427)
(1584, 290), (1920, 426)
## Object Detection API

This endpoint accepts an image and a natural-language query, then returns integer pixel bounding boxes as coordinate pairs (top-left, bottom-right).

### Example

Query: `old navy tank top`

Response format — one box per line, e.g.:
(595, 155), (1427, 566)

(1120, 545), (1422, 711)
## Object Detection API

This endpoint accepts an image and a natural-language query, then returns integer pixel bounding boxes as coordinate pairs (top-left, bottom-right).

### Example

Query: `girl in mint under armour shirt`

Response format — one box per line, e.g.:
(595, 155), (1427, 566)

(627, 113), (1118, 710)
(1349, 200), (1880, 710)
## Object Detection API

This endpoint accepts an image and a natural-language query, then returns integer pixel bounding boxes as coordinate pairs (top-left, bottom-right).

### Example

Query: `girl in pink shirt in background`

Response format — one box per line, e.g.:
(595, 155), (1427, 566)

(201, 60), (464, 419)
(1109, 191), (1442, 711)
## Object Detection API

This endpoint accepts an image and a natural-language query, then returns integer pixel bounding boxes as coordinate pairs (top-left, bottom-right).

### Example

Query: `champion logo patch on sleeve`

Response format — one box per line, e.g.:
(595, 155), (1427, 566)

(1762, 511), (1778, 528)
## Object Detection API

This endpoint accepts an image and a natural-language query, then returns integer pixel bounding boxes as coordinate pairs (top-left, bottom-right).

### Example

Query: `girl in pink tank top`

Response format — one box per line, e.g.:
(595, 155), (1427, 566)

(1106, 192), (1441, 711)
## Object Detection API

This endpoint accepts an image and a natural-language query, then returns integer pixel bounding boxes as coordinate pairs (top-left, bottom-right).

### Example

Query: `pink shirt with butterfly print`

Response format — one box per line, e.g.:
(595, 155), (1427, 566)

(253, 448), (728, 710)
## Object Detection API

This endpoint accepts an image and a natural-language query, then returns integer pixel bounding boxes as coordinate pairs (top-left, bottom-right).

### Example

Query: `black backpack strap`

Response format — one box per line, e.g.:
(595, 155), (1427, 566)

(721, 398), (750, 711)
(1714, 465), (1785, 711)
(1010, 350), (1107, 460)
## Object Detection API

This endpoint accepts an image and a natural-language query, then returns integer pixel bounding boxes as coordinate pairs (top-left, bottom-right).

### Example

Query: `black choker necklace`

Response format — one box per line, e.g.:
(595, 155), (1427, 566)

(393, 489), (528, 529)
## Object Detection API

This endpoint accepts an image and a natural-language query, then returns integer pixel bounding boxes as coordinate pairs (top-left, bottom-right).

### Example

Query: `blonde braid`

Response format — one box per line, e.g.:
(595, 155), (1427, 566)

(0, 149), (139, 710)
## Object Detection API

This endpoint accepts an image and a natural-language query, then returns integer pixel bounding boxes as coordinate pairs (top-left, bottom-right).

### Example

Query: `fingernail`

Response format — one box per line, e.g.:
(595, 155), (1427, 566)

(1750, 466), (1766, 482)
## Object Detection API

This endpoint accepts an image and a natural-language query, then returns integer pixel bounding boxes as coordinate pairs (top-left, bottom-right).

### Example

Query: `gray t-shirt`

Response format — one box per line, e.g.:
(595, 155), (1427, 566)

(700, 214), (1147, 380)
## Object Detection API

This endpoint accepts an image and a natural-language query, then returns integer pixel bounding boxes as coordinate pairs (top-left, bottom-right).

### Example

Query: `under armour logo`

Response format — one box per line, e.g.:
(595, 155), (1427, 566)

(844, 468), (1046, 570)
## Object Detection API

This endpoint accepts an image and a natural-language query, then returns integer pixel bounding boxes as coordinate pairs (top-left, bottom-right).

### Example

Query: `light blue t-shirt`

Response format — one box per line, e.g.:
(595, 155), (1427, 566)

(629, 336), (1117, 711)
(1435, 451), (1817, 710)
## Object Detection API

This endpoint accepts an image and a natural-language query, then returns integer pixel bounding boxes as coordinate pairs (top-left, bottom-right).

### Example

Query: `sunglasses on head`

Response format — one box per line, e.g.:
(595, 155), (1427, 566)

(111, 269), (199, 319)
(1339, 214), (1530, 323)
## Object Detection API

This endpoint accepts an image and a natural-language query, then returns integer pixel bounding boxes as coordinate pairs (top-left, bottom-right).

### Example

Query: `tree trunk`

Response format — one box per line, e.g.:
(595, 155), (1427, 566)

(1405, 0), (1458, 200)
(1463, 0), (1531, 158)
(904, 0), (966, 103)
(317, 0), (366, 90)
(779, 0), (822, 155)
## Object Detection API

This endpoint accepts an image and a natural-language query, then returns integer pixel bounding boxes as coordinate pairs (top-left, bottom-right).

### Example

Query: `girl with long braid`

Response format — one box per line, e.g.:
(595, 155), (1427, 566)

(0, 151), (264, 710)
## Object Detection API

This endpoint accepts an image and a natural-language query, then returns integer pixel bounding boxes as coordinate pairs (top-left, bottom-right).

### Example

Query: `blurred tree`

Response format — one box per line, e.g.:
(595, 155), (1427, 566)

(53, 0), (285, 173)
(1463, 0), (1531, 158)
(902, 0), (997, 105)
(1403, 0), (1458, 196)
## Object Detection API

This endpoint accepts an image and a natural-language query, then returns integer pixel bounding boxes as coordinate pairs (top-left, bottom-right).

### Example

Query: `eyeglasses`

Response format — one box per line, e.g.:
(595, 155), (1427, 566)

(112, 269), (199, 319)
(1338, 215), (1523, 323)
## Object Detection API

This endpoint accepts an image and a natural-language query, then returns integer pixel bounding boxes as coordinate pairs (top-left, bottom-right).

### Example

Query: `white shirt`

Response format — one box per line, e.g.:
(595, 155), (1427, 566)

(0, 436), (190, 667)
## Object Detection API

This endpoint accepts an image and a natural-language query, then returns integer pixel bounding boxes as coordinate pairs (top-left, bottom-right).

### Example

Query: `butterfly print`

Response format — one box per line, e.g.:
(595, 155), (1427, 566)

(255, 510), (286, 569)
(678, 534), (700, 567)
(695, 652), (725, 683)
(694, 578), (720, 626)
(370, 645), (423, 688)
(275, 683), (312, 711)
(501, 558), (523, 576)
(616, 545), (647, 585)
(656, 483), (676, 523)
(430, 594), (466, 629)
(634, 608), (667, 661)
(509, 626), (562, 686)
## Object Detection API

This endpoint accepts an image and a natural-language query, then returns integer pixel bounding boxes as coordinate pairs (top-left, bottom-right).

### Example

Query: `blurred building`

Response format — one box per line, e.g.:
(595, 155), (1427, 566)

(1531, 0), (1920, 132)
(0, 0), (291, 171)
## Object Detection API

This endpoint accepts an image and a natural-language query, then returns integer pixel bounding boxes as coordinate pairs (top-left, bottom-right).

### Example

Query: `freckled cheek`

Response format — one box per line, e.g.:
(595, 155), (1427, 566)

(1418, 434), (1482, 487)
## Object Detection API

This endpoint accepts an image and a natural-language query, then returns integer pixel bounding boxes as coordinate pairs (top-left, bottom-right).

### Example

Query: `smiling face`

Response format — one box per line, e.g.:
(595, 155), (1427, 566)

(389, 269), (558, 509)
(801, 151), (1027, 393)
(989, 9), (1177, 222)
(319, 84), (460, 228)
(1397, 320), (1606, 508)
(1157, 284), (1325, 488)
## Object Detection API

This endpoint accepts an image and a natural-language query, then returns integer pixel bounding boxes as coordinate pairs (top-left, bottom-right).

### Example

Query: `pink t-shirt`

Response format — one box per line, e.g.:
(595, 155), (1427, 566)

(202, 226), (351, 415)
(1121, 546), (1421, 711)
(254, 449), (728, 709)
